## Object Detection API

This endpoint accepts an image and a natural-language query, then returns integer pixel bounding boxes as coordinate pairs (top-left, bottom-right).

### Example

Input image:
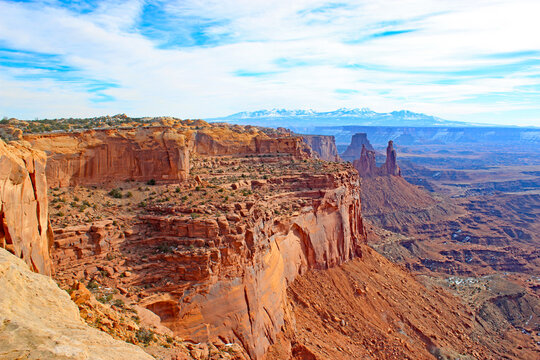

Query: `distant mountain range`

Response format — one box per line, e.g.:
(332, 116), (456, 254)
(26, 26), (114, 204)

(207, 108), (477, 129)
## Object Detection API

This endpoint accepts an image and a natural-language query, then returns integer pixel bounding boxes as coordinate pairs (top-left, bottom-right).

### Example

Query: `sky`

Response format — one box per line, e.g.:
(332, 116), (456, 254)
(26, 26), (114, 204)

(0, 0), (539, 126)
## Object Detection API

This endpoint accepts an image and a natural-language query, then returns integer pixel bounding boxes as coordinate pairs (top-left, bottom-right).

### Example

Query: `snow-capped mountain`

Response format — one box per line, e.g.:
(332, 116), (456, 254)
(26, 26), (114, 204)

(207, 108), (471, 128)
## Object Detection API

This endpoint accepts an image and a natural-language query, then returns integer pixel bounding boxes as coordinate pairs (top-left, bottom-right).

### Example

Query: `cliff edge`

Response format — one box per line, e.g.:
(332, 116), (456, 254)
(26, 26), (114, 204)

(0, 140), (53, 275)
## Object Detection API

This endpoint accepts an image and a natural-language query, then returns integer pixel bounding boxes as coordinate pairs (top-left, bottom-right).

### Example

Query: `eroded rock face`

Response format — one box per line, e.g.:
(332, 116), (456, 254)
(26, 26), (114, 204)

(50, 163), (365, 360)
(25, 127), (190, 187)
(24, 125), (313, 188)
(194, 128), (312, 159)
(384, 140), (401, 176)
(0, 140), (52, 275)
(135, 171), (364, 359)
(341, 133), (374, 162)
(0, 248), (153, 360)
(302, 135), (342, 162)
(353, 141), (401, 177)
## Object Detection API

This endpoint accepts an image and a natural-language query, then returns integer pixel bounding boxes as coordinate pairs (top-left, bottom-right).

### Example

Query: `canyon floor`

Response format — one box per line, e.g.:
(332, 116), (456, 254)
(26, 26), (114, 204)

(361, 141), (540, 359)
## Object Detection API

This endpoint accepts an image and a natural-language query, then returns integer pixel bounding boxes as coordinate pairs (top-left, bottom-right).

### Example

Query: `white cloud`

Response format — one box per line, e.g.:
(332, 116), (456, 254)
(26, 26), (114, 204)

(0, 0), (538, 125)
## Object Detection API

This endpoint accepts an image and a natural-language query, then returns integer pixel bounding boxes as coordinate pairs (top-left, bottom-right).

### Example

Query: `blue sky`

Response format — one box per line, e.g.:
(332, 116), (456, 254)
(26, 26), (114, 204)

(0, 0), (539, 126)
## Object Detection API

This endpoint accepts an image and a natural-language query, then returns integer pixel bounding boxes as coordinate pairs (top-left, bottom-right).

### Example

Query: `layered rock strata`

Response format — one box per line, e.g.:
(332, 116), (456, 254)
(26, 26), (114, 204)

(0, 140), (53, 275)
(354, 140), (402, 177)
(25, 127), (190, 188)
(24, 123), (313, 187)
(50, 159), (365, 360)
(302, 135), (342, 161)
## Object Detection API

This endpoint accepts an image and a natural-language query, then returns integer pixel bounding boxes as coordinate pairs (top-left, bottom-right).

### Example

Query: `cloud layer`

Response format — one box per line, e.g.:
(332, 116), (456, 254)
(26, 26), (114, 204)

(0, 0), (539, 125)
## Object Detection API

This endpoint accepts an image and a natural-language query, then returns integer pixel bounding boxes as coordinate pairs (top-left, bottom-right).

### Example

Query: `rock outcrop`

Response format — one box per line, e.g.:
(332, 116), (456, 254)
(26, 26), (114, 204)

(0, 140), (53, 275)
(341, 133), (374, 162)
(194, 127), (312, 158)
(25, 127), (190, 187)
(383, 140), (401, 176)
(354, 141), (401, 177)
(302, 135), (341, 161)
(24, 124), (313, 188)
(50, 158), (365, 360)
(0, 248), (153, 360)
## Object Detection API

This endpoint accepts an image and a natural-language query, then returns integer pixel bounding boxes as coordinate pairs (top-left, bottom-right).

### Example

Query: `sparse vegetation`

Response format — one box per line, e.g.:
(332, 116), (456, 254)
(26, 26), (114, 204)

(108, 188), (123, 198)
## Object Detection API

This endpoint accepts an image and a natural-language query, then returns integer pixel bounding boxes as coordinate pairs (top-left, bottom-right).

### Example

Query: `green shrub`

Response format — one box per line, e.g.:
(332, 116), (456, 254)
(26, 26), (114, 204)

(136, 328), (155, 345)
(108, 188), (123, 198)
(87, 279), (99, 290)
(147, 179), (156, 185)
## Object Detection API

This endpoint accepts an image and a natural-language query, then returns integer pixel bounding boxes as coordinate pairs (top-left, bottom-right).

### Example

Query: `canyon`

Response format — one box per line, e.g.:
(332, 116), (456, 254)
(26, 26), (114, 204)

(0, 116), (538, 359)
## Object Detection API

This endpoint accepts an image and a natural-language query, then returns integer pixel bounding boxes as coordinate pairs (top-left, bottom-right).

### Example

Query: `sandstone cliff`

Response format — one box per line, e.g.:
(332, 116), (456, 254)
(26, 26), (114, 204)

(341, 132), (374, 162)
(50, 157), (365, 360)
(24, 124), (313, 187)
(0, 248), (153, 360)
(139, 171), (364, 359)
(354, 141), (401, 177)
(302, 135), (341, 162)
(25, 127), (190, 187)
(0, 140), (53, 275)
(194, 127), (312, 158)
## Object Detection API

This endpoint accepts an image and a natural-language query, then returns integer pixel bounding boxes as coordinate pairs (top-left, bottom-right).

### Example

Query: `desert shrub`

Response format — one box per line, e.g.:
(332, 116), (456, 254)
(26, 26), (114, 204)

(125, 191), (133, 198)
(136, 328), (155, 345)
(108, 188), (123, 198)
(156, 243), (174, 253)
(97, 293), (113, 304)
(87, 279), (99, 290)
(147, 179), (156, 185)
(112, 299), (125, 308)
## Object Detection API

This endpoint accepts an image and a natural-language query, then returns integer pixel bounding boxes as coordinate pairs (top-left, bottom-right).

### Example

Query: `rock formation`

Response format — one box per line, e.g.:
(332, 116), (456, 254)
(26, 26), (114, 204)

(24, 123), (313, 187)
(353, 141), (401, 177)
(0, 139), (53, 275)
(302, 135), (342, 161)
(384, 140), (401, 176)
(50, 155), (365, 360)
(341, 132), (374, 162)
(25, 127), (190, 188)
(0, 248), (153, 360)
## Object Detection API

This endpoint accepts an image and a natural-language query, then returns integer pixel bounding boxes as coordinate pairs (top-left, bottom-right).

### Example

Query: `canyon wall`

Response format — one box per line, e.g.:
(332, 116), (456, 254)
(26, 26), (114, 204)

(24, 125), (313, 188)
(20, 123), (365, 359)
(51, 167), (366, 359)
(341, 132), (374, 162)
(194, 128), (313, 158)
(302, 135), (342, 161)
(134, 171), (364, 359)
(0, 140), (53, 275)
(354, 141), (401, 177)
(25, 127), (190, 188)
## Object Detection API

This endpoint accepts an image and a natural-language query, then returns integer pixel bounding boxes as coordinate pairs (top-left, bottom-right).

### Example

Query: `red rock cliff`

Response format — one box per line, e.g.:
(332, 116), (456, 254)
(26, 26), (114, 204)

(302, 135), (342, 162)
(24, 124), (312, 188)
(24, 127), (190, 187)
(136, 170), (364, 359)
(0, 140), (53, 275)
(51, 160), (365, 359)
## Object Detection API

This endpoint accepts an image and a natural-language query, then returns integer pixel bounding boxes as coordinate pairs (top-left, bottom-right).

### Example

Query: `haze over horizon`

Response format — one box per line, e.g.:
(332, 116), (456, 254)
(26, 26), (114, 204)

(1, 0), (540, 126)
